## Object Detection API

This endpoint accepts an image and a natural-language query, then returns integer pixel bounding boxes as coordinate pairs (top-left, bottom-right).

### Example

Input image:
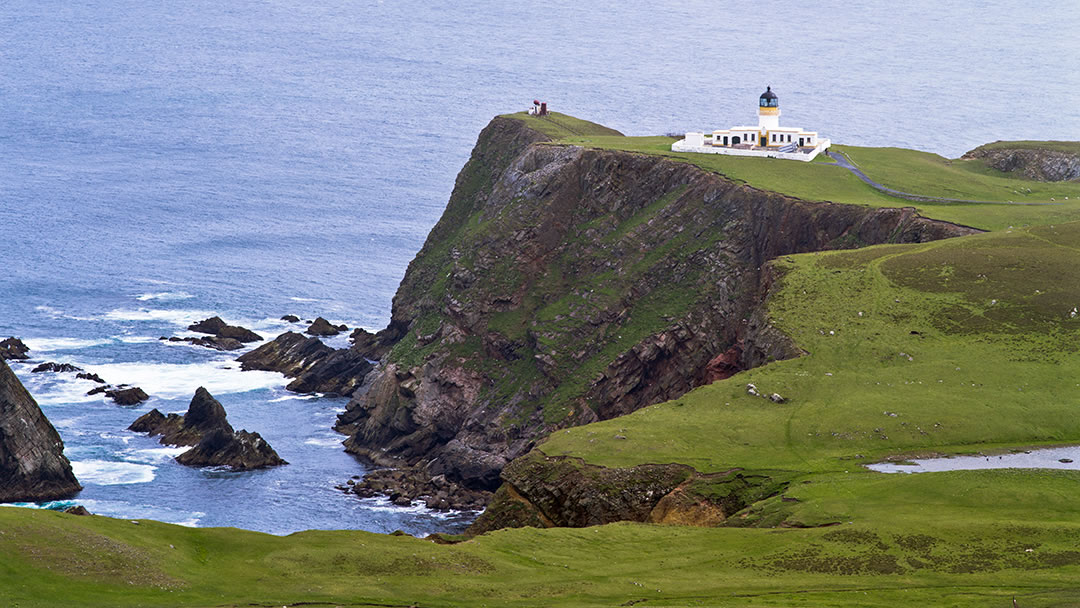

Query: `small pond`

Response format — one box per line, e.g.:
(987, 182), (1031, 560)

(867, 446), (1080, 474)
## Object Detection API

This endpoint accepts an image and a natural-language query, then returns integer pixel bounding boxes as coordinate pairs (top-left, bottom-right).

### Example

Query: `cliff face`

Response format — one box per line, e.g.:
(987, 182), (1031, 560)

(963, 144), (1080, 182)
(0, 358), (81, 502)
(335, 116), (979, 492)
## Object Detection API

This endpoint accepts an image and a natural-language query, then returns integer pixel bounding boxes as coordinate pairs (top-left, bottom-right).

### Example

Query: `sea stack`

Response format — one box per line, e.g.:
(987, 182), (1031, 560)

(0, 358), (81, 502)
(129, 387), (286, 471)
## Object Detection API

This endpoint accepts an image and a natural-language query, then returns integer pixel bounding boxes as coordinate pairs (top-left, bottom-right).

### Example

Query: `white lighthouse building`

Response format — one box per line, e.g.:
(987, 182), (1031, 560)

(671, 87), (831, 161)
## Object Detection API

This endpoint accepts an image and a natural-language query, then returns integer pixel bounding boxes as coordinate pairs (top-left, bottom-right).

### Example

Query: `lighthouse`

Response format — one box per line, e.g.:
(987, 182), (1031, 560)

(757, 86), (780, 131)
(670, 86), (831, 161)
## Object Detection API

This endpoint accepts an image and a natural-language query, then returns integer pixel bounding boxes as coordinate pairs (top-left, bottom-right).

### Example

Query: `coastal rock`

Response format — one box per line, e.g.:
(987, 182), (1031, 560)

(335, 115), (979, 497)
(31, 362), (83, 374)
(175, 428), (286, 470)
(187, 316), (262, 343)
(0, 358), (82, 502)
(963, 144), (1080, 182)
(0, 337), (30, 361)
(163, 335), (244, 351)
(348, 467), (490, 511)
(129, 387), (285, 471)
(128, 387), (233, 446)
(236, 332), (373, 396)
(105, 387), (149, 406)
(348, 327), (395, 361)
(64, 505), (91, 516)
(306, 317), (342, 336)
(76, 372), (106, 384)
(280, 314), (301, 323)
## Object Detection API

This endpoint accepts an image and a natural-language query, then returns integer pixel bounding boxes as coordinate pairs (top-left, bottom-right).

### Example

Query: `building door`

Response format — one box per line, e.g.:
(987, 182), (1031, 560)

(723, 136), (728, 145)
(760, 136), (767, 147)
(799, 137), (805, 146)
(731, 136), (740, 145)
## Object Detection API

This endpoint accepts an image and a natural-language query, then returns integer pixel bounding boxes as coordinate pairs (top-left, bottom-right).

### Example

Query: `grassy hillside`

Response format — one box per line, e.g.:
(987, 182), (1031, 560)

(534, 129), (1080, 230)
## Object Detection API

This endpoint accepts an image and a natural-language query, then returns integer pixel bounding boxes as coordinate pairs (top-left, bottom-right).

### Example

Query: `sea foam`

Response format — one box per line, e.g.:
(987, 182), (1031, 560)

(70, 460), (156, 485)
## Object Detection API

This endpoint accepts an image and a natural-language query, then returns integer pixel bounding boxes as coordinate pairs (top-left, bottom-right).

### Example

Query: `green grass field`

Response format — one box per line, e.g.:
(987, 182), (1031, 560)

(4, 114), (1080, 606)
(508, 112), (1080, 231)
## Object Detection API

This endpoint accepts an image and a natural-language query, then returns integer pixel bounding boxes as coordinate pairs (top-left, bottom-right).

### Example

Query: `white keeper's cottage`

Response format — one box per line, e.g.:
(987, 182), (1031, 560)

(671, 87), (831, 161)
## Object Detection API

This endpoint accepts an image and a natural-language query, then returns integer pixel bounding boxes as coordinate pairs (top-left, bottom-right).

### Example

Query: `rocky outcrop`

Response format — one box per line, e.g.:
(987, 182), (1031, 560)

(188, 317), (262, 343)
(129, 387), (233, 445)
(31, 362), (82, 374)
(280, 314), (301, 323)
(161, 335), (244, 351)
(175, 428), (285, 470)
(306, 317), (346, 336)
(76, 372), (105, 384)
(333, 115), (980, 494)
(963, 144), (1080, 182)
(466, 451), (788, 534)
(0, 337), (30, 361)
(344, 468), (490, 511)
(129, 387), (285, 471)
(237, 332), (373, 397)
(0, 358), (81, 502)
(105, 386), (149, 406)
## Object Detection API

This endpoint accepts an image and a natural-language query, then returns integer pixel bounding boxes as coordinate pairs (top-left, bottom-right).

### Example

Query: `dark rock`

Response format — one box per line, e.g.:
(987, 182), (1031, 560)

(86, 386), (108, 396)
(188, 316), (262, 343)
(280, 314), (301, 323)
(0, 337), (30, 361)
(237, 332), (372, 397)
(348, 466), (491, 512)
(128, 387), (232, 446)
(105, 387), (149, 406)
(130, 387), (284, 471)
(31, 362), (83, 374)
(76, 372), (106, 384)
(64, 505), (91, 516)
(963, 144), (1080, 182)
(171, 336), (244, 351)
(348, 327), (396, 361)
(175, 428), (286, 471)
(0, 358), (82, 502)
(306, 317), (341, 336)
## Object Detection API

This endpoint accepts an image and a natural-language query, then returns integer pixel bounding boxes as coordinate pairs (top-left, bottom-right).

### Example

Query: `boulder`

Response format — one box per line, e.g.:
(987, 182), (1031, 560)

(0, 337), (30, 361)
(105, 387), (149, 406)
(187, 316), (262, 343)
(280, 314), (300, 323)
(64, 505), (91, 516)
(306, 317), (341, 336)
(31, 362), (83, 374)
(0, 358), (82, 502)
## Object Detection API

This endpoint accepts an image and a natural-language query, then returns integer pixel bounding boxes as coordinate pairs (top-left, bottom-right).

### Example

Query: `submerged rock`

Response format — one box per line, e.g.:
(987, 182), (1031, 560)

(0, 358), (82, 502)
(187, 316), (262, 343)
(76, 372), (106, 384)
(31, 362), (83, 374)
(129, 387), (285, 471)
(280, 314), (301, 323)
(0, 337), (30, 361)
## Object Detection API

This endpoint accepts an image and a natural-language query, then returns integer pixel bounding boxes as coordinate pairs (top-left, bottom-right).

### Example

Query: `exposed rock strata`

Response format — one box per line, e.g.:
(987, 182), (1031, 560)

(236, 332), (373, 396)
(331, 116), (980, 495)
(188, 317), (262, 343)
(467, 452), (788, 534)
(0, 358), (81, 502)
(963, 144), (1080, 182)
(129, 387), (285, 470)
(0, 337), (30, 361)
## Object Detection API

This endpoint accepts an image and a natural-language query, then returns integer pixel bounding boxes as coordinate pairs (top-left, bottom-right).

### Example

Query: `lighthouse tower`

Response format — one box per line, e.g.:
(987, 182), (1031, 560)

(758, 86), (780, 130)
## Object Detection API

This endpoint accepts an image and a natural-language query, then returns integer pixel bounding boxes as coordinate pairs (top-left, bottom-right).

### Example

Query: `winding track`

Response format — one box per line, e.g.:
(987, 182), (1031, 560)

(827, 150), (1060, 206)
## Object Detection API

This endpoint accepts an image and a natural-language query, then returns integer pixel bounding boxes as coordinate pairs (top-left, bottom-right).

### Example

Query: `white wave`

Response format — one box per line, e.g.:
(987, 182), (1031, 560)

(103, 308), (216, 325)
(33, 305), (96, 322)
(357, 495), (471, 518)
(58, 499), (204, 527)
(125, 446), (190, 463)
(71, 460), (155, 485)
(289, 296), (319, 302)
(22, 337), (109, 352)
(267, 394), (317, 403)
(22, 376), (113, 405)
(303, 436), (343, 448)
(89, 360), (286, 399)
(115, 335), (160, 344)
(135, 291), (195, 302)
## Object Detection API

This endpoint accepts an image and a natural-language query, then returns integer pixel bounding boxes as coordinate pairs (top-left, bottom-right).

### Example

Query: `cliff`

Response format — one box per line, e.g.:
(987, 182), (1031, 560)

(0, 358), (81, 502)
(333, 115), (979, 494)
(963, 142), (1080, 182)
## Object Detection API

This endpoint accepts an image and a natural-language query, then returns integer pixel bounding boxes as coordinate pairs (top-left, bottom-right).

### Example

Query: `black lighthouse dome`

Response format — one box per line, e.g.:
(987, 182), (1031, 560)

(759, 86), (778, 108)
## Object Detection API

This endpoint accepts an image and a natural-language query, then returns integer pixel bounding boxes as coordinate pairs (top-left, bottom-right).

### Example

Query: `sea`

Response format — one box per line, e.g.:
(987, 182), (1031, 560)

(1, 1), (1078, 535)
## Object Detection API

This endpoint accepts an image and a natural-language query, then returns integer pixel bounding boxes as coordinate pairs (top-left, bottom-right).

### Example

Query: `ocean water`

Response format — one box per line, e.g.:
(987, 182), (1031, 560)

(0, 1), (1078, 534)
